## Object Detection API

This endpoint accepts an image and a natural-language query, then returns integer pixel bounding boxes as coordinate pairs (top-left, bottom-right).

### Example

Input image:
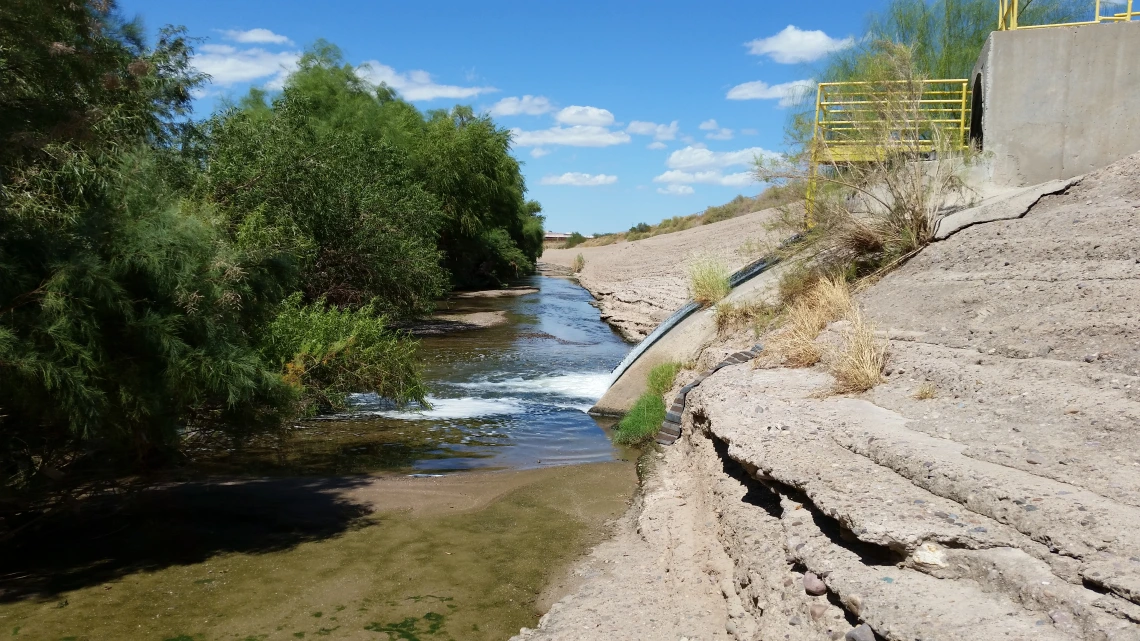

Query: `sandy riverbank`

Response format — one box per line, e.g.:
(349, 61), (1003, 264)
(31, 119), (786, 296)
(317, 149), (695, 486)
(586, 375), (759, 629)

(517, 154), (1140, 640)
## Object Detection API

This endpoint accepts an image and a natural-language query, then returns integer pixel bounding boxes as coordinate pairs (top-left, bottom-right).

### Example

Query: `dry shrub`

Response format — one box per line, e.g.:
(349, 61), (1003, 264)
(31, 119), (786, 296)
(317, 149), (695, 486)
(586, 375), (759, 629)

(778, 264), (824, 307)
(715, 300), (779, 334)
(829, 308), (887, 393)
(688, 257), (730, 306)
(571, 253), (585, 273)
(755, 42), (975, 275)
(768, 277), (853, 367)
(914, 381), (936, 400)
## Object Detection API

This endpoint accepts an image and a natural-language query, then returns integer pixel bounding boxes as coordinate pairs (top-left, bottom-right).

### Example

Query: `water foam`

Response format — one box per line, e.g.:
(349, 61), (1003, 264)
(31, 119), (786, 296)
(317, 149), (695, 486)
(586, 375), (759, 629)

(366, 396), (526, 420)
(456, 372), (612, 401)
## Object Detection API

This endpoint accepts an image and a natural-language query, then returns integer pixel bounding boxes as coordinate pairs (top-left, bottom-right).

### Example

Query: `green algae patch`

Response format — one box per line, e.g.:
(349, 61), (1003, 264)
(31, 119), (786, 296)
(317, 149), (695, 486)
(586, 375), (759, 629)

(0, 462), (635, 641)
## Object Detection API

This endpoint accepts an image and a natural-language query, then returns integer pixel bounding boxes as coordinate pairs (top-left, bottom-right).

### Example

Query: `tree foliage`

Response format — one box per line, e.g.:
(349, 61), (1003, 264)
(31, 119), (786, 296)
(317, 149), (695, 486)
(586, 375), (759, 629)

(0, 1), (542, 492)
(0, 1), (292, 485)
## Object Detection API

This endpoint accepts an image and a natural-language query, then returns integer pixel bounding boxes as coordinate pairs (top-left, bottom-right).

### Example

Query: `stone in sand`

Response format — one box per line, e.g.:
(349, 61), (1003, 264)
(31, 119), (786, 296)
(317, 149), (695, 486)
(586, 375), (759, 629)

(845, 623), (876, 641)
(803, 571), (827, 596)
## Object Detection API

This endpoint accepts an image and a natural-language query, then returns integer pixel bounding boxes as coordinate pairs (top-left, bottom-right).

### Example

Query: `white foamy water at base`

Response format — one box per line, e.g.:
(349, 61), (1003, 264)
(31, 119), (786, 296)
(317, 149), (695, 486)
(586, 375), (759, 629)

(456, 372), (612, 401)
(366, 396), (527, 420)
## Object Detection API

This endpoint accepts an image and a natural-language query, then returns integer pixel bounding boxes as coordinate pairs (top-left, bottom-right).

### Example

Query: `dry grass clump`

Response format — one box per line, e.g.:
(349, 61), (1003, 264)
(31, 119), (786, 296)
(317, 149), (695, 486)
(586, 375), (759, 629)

(829, 309), (887, 393)
(688, 257), (730, 306)
(913, 381), (936, 400)
(715, 300), (779, 334)
(571, 253), (585, 273)
(768, 277), (853, 367)
(777, 264), (824, 307)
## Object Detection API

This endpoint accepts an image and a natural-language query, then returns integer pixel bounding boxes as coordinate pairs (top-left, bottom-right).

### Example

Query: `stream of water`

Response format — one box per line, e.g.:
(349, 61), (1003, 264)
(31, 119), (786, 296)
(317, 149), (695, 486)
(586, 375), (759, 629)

(287, 274), (634, 474)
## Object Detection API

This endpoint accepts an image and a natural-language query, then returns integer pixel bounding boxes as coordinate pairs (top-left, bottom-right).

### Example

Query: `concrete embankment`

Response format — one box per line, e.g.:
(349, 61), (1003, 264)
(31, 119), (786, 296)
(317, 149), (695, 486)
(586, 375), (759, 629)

(518, 153), (1140, 640)
(542, 208), (782, 342)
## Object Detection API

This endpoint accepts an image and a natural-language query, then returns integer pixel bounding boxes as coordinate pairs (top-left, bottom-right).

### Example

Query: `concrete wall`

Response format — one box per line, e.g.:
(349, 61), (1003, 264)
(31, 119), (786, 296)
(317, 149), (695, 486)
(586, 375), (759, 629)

(591, 263), (788, 415)
(972, 21), (1140, 187)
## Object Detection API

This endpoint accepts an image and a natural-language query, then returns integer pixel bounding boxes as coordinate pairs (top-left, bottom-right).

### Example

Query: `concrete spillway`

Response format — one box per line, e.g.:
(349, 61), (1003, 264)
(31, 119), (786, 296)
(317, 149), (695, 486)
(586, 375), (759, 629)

(591, 248), (791, 415)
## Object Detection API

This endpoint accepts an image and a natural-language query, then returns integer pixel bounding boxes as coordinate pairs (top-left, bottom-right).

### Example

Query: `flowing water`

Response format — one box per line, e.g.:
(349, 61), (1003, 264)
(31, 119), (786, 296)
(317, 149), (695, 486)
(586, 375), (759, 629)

(0, 275), (640, 640)
(273, 273), (634, 475)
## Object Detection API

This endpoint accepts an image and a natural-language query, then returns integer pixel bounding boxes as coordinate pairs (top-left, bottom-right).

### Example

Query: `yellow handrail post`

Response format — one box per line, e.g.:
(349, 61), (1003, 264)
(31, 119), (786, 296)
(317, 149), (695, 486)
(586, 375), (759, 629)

(1095, 0), (1102, 21)
(806, 83), (824, 230)
(958, 81), (969, 147)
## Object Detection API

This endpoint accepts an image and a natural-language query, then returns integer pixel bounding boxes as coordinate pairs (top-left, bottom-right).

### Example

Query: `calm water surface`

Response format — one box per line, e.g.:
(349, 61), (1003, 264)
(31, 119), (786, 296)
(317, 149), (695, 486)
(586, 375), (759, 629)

(296, 274), (634, 474)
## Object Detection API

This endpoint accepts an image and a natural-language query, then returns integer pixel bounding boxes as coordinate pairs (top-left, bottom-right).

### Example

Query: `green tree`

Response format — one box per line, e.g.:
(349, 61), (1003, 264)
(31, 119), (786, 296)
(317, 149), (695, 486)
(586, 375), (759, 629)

(0, 1), (297, 483)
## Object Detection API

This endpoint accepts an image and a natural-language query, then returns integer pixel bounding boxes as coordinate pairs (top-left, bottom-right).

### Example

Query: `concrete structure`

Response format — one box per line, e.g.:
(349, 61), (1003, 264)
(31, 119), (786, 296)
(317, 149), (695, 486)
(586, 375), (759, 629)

(972, 20), (1140, 187)
(591, 262), (788, 415)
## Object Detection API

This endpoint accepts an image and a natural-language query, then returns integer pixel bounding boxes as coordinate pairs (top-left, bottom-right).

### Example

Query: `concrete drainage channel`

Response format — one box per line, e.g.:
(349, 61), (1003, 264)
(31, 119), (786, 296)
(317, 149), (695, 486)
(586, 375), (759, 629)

(655, 344), (763, 445)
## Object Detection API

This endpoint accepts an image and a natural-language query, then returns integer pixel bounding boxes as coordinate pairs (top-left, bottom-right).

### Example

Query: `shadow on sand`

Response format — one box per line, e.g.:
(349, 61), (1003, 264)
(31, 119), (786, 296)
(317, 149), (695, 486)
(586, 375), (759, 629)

(0, 476), (374, 602)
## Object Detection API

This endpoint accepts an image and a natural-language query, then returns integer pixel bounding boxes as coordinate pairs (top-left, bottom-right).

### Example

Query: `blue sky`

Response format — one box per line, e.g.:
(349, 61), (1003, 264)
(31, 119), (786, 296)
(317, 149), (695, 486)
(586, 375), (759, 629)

(120, 0), (879, 234)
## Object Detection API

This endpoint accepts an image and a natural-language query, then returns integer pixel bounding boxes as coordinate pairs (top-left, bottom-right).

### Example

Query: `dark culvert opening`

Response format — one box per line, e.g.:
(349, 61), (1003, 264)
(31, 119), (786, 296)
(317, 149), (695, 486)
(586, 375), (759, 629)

(970, 74), (984, 150)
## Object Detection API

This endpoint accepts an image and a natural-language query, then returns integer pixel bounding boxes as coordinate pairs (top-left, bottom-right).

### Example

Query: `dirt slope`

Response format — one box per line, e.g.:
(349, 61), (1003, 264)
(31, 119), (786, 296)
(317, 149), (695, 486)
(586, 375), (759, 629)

(542, 208), (782, 341)
(519, 153), (1140, 640)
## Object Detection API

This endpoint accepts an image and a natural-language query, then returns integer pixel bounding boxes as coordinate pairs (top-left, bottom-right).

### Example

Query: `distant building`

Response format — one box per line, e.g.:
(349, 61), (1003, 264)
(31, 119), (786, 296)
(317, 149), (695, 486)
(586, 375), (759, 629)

(544, 232), (573, 242)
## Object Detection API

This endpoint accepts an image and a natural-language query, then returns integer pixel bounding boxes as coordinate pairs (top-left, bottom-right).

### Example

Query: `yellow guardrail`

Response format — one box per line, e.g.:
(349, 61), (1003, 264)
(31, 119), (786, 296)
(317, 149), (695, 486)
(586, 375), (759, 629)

(811, 79), (971, 163)
(999, 0), (1137, 30)
(805, 79), (971, 226)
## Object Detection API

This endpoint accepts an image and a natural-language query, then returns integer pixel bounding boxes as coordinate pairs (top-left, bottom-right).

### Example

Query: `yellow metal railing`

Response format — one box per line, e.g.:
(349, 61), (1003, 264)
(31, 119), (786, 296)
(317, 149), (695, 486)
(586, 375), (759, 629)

(805, 79), (971, 225)
(999, 0), (1137, 30)
(811, 79), (971, 163)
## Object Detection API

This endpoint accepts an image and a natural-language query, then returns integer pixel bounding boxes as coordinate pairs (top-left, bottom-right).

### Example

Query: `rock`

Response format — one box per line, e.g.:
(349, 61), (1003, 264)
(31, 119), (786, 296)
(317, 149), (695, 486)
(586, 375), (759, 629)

(911, 542), (948, 569)
(803, 572), (828, 596)
(845, 623), (876, 641)
(1084, 353), (1099, 362)
(1026, 452), (1046, 465)
(1049, 610), (1073, 626)
(789, 616), (802, 626)
(846, 594), (863, 615)
(810, 603), (829, 620)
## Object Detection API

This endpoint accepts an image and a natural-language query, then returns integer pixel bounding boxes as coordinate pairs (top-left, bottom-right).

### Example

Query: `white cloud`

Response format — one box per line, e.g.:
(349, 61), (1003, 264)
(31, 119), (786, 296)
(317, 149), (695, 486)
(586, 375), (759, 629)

(654, 169), (754, 187)
(627, 120), (679, 141)
(741, 128), (759, 135)
(511, 125), (630, 147)
(491, 95), (553, 116)
(530, 147), (551, 158)
(193, 44), (300, 87)
(647, 141), (667, 150)
(221, 28), (293, 45)
(657, 184), (695, 196)
(746, 25), (854, 64)
(541, 172), (618, 186)
(666, 145), (776, 171)
(555, 106), (615, 126)
(699, 119), (719, 131)
(356, 61), (496, 101)
(726, 79), (815, 107)
(706, 128), (734, 140)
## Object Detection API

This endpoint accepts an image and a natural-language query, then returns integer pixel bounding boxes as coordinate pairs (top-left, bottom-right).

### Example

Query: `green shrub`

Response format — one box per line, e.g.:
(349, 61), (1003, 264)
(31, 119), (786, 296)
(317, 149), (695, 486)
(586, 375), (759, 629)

(261, 294), (427, 416)
(688, 257), (731, 306)
(563, 232), (587, 249)
(613, 362), (682, 445)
